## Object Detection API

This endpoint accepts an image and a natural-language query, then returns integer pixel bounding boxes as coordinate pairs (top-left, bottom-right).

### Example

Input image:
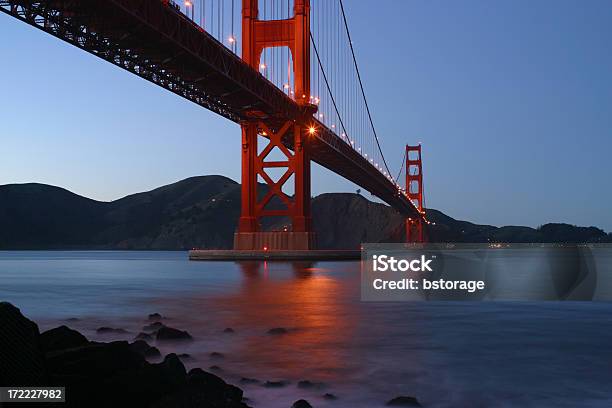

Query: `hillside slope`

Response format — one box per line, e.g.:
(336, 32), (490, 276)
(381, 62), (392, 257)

(0, 176), (609, 249)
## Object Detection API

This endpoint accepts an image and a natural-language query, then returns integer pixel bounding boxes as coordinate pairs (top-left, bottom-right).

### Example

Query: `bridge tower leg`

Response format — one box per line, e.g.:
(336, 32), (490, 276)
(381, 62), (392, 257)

(234, 0), (316, 250)
(406, 145), (426, 243)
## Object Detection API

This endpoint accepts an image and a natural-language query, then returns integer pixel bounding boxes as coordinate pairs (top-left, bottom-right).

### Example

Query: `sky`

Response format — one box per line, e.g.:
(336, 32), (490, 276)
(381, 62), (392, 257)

(1, 0), (611, 230)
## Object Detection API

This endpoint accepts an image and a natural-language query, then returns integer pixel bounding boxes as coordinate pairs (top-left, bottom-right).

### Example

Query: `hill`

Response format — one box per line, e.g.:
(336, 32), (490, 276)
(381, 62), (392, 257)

(0, 176), (609, 249)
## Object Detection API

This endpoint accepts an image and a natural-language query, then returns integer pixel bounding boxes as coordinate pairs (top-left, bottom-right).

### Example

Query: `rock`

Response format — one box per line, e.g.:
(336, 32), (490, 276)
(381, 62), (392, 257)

(40, 325), (88, 352)
(143, 322), (166, 332)
(148, 313), (163, 321)
(130, 340), (152, 354)
(46, 340), (146, 378)
(129, 340), (161, 359)
(0, 302), (47, 385)
(223, 327), (235, 333)
(145, 347), (161, 359)
(179, 368), (244, 407)
(154, 354), (187, 386)
(240, 377), (260, 385)
(177, 353), (194, 361)
(96, 327), (128, 334)
(134, 332), (153, 341)
(1, 302), (251, 408)
(386, 396), (422, 407)
(209, 365), (222, 371)
(291, 400), (313, 408)
(156, 326), (192, 341)
(263, 380), (289, 388)
(323, 393), (338, 400)
(267, 327), (288, 335)
(210, 351), (225, 359)
(297, 380), (324, 389)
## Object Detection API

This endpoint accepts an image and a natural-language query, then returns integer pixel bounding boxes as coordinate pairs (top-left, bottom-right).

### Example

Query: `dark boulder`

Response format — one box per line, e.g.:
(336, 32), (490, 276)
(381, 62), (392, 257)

(46, 340), (146, 380)
(223, 327), (235, 333)
(129, 340), (161, 359)
(143, 322), (166, 332)
(263, 380), (289, 388)
(96, 327), (128, 334)
(240, 377), (259, 385)
(145, 347), (162, 359)
(297, 380), (324, 389)
(210, 351), (224, 359)
(1, 302), (250, 408)
(40, 325), (88, 352)
(178, 353), (194, 361)
(148, 313), (163, 321)
(156, 326), (192, 341)
(386, 396), (422, 407)
(323, 393), (337, 400)
(291, 400), (313, 408)
(134, 332), (153, 341)
(150, 368), (247, 407)
(267, 327), (288, 335)
(152, 354), (187, 388)
(0, 302), (47, 385)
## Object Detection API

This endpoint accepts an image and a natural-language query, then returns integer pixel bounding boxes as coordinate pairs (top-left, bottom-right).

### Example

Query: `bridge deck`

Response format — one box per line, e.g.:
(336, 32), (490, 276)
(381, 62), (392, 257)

(1, 0), (419, 216)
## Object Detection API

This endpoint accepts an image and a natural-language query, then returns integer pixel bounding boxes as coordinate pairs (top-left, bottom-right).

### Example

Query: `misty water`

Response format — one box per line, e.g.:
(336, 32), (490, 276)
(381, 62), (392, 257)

(1, 251), (612, 408)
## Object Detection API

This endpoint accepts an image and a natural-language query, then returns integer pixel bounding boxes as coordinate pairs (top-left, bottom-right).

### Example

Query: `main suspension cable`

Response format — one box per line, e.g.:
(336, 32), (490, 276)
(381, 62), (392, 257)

(338, 0), (391, 176)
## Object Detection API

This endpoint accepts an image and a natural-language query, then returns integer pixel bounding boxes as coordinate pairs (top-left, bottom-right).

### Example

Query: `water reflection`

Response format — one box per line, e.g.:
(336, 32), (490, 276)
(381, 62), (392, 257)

(203, 261), (357, 381)
(4, 252), (612, 408)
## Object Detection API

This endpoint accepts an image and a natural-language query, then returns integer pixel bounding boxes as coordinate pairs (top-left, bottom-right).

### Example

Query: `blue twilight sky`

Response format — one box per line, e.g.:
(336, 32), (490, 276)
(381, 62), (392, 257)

(1, 1), (611, 230)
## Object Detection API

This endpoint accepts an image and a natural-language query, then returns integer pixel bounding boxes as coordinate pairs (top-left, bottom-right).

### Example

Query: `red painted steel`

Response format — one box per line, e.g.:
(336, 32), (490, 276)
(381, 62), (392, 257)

(0, 0), (427, 250)
(406, 145), (425, 242)
(236, 0), (315, 249)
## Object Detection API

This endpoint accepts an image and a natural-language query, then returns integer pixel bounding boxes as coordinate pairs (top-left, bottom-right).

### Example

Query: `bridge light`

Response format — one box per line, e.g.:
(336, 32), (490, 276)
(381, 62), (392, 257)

(318, 113), (323, 118)
(185, 1), (192, 6)
(314, 97), (320, 104)
(260, 63), (267, 70)
(283, 83), (290, 89)
(228, 36), (235, 43)
(308, 126), (316, 135)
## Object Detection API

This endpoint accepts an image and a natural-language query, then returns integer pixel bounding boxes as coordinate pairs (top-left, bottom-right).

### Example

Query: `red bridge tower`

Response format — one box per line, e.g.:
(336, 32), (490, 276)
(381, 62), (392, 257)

(406, 144), (426, 243)
(234, 0), (316, 250)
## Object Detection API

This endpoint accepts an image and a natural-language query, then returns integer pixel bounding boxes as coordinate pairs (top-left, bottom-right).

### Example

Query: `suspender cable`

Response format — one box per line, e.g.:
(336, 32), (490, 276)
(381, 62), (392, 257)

(339, 0), (391, 176)
(310, 32), (349, 143)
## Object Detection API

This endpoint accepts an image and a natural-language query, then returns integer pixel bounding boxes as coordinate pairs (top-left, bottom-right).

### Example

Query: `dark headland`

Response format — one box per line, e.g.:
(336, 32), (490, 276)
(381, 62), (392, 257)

(0, 175), (609, 250)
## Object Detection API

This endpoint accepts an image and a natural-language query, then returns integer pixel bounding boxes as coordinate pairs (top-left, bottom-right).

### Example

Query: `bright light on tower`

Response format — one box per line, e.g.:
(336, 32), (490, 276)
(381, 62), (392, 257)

(308, 126), (316, 135)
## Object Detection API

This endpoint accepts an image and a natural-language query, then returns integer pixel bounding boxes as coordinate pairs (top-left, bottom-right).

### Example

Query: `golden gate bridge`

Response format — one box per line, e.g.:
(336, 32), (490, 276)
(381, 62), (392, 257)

(1, 0), (428, 250)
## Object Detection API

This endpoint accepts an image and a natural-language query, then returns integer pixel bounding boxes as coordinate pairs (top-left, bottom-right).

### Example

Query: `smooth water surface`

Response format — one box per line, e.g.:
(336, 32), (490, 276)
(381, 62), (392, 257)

(1, 251), (612, 408)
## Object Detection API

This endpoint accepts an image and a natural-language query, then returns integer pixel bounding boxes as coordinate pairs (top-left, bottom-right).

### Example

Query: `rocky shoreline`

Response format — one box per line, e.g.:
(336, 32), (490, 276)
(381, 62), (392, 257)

(0, 302), (421, 407)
